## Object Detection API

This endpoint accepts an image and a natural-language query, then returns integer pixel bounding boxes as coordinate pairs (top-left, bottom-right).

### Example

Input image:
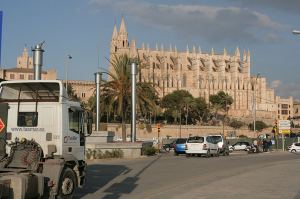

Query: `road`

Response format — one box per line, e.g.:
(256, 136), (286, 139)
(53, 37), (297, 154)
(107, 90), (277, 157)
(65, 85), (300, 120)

(75, 151), (300, 199)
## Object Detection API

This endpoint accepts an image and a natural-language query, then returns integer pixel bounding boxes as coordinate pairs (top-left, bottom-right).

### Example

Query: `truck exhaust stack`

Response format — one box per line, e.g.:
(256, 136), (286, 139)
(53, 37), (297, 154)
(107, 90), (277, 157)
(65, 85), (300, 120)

(32, 42), (45, 80)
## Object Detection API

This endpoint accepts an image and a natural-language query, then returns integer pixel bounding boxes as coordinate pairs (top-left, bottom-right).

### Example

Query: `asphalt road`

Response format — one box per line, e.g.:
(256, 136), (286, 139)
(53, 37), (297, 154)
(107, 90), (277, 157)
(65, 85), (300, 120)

(75, 151), (300, 199)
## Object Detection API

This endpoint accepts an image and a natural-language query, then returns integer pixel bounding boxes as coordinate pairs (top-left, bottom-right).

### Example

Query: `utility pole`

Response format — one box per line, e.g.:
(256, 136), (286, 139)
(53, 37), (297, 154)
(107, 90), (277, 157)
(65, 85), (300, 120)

(253, 73), (260, 136)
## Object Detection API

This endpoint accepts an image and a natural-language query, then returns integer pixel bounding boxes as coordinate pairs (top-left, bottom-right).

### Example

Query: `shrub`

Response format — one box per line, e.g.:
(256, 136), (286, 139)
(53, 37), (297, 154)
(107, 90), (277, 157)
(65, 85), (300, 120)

(142, 146), (156, 156)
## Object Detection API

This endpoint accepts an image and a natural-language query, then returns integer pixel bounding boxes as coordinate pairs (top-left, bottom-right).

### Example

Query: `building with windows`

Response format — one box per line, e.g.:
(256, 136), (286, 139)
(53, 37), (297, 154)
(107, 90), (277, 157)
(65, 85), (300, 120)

(0, 47), (57, 80)
(109, 17), (280, 123)
(0, 47), (95, 102)
(275, 96), (293, 120)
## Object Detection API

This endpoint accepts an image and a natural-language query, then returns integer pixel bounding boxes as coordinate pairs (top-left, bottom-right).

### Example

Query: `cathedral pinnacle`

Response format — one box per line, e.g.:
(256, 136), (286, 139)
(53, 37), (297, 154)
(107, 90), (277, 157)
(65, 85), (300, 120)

(235, 47), (240, 58)
(211, 48), (215, 55)
(193, 45), (196, 54)
(198, 46), (202, 54)
(223, 48), (227, 56)
(119, 16), (127, 34)
(112, 21), (118, 40)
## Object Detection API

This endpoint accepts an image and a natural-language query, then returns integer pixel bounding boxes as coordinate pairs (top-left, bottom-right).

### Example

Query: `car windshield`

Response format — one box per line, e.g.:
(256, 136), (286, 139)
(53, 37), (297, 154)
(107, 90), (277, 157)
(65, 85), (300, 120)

(187, 136), (204, 143)
(176, 138), (187, 144)
(211, 136), (222, 143)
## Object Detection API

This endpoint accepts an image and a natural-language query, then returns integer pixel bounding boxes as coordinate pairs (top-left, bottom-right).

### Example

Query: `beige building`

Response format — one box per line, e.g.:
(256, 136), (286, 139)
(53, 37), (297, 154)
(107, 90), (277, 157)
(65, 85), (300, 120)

(275, 96), (293, 120)
(0, 47), (95, 102)
(0, 47), (57, 80)
(109, 17), (278, 123)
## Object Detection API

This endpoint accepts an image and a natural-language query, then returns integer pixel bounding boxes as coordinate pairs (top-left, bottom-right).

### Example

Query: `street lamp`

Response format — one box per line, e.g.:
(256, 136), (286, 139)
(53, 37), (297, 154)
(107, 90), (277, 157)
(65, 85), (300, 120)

(65, 55), (72, 93)
(253, 73), (260, 136)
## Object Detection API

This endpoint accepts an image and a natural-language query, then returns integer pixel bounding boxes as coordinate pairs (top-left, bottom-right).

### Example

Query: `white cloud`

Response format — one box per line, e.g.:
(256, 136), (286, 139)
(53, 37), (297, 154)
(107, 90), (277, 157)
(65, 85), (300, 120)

(90, 0), (285, 44)
(274, 82), (300, 100)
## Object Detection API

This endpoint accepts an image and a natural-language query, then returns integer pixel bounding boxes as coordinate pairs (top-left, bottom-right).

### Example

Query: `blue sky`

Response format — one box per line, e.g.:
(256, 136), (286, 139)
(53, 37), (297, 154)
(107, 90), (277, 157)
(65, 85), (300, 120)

(1, 0), (300, 99)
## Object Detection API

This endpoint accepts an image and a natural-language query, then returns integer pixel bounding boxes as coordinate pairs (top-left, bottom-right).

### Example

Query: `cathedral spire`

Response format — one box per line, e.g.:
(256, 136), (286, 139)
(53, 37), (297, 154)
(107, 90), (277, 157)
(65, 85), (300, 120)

(142, 42), (145, 50)
(247, 49), (251, 62)
(223, 48), (227, 56)
(175, 45), (177, 53)
(235, 46), (240, 58)
(112, 21), (118, 40)
(119, 15), (127, 34)
(193, 45), (196, 54)
(211, 48), (215, 55)
(186, 44), (189, 53)
(243, 49), (247, 62)
(198, 46), (202, 54)
(169, 44), (172, 52)
(156, 43), (158, 51)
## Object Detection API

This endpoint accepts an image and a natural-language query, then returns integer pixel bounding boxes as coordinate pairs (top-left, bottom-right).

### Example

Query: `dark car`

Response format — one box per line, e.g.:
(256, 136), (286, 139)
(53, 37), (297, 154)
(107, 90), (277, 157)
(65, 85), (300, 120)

(174, 138), (187, 155)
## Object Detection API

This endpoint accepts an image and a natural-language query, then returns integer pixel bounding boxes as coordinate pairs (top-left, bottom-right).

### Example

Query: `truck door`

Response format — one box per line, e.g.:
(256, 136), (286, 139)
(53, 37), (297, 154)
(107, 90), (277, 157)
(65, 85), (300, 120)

(0, 103), (8, 159)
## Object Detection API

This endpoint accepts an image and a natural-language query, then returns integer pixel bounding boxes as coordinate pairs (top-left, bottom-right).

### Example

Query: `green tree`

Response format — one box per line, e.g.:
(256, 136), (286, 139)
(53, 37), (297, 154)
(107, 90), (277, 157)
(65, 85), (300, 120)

(190, 97), (208, 124)
(229, 119), (245, 129)
(209, 91), (233, 119)
(248, 120), (268, 132)
(101, 54), (158, 141)
(161, 90), (193, 124)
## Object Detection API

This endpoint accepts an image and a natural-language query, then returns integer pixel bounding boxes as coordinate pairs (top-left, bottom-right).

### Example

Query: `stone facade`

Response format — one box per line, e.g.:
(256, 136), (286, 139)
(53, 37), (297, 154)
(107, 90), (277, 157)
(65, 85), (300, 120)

(109, 17), (278, 124)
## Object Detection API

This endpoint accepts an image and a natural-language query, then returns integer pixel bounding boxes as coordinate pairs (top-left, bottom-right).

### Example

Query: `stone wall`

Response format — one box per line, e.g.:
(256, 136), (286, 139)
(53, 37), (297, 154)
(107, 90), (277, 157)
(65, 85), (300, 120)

(104, 123), (263, 140)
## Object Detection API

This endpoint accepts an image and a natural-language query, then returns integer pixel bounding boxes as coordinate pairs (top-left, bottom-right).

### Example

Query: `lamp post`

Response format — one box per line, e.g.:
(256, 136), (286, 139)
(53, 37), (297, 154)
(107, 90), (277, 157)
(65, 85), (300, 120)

(65, 55), (72, 93)
(253, 73), (260, 136)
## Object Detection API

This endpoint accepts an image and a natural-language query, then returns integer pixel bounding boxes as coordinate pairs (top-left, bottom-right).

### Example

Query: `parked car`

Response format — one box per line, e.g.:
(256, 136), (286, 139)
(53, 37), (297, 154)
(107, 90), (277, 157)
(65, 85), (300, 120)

(210, 135), (229, 156)
(185, 136), (219, 157)
(174, 138), (187, 155)
(288, 142), (300, 153)
(229, 141), (250, 151)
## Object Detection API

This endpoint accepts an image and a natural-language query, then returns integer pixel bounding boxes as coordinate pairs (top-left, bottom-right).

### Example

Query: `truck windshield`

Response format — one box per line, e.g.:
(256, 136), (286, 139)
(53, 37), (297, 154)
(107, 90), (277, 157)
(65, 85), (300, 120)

(0, 82), (60, 102)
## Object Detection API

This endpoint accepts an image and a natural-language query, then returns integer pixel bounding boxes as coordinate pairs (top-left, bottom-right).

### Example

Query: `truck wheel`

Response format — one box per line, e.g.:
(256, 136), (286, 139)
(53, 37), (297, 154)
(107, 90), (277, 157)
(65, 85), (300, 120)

(57, 168), (77, 199)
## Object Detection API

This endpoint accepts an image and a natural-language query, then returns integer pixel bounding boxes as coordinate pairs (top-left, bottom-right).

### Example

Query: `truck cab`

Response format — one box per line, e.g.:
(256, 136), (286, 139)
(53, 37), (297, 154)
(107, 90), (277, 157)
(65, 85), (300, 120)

(0, 80), (92, 198)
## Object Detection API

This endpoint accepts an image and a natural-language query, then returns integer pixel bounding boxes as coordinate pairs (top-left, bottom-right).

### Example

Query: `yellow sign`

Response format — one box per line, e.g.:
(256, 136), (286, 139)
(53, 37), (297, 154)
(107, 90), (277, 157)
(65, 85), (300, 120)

(279, 129), (290, 134)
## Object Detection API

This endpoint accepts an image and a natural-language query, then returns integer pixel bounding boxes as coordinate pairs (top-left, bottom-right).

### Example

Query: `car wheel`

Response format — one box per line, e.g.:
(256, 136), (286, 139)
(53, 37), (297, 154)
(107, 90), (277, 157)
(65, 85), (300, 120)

(291, 149), (296, 153)
(206, 150), (210, 158)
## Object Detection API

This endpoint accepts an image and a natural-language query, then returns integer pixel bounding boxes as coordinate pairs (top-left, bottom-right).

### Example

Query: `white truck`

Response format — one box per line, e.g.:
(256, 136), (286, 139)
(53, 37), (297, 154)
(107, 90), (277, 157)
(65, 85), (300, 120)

(0, 80), (92, 198)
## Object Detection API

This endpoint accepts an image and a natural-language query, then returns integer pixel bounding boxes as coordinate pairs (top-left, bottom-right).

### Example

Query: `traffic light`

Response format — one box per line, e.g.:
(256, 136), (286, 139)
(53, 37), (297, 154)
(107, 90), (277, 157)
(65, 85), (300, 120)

(157, 123), (161, 132)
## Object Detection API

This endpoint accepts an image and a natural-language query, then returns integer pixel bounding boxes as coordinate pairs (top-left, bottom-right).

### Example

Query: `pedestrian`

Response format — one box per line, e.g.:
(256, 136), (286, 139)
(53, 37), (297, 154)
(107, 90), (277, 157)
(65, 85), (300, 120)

(253, 139), (258, 152)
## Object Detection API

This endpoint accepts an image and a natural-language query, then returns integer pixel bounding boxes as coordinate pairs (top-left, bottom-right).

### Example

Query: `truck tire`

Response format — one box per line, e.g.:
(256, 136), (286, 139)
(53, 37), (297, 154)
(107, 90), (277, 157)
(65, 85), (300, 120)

(57, 167), (77, 199)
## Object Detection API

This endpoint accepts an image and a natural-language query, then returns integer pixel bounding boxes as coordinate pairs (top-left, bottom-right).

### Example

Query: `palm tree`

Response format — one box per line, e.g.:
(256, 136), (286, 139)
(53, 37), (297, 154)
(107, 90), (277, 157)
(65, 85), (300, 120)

(101, 54), (158, 141)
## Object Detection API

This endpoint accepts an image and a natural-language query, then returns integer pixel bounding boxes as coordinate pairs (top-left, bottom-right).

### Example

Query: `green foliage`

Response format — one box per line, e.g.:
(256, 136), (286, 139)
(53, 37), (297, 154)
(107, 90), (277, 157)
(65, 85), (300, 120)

(100, 54), (158, 141)
(229, 119), (245, 129)
(66, 84), (79, 101)
(209, 91), (233, 111)
(248, 121), (268, 132)
(142, 146), (156, 156)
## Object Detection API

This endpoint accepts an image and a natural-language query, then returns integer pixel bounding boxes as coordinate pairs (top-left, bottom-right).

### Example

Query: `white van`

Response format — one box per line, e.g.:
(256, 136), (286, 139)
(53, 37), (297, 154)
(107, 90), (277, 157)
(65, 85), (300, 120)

(185, 136), (219, 157)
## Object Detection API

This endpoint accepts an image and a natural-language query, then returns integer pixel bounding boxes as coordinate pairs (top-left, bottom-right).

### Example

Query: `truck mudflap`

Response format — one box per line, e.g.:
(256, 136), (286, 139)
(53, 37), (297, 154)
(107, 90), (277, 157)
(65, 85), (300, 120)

(0, 172), (44, 199)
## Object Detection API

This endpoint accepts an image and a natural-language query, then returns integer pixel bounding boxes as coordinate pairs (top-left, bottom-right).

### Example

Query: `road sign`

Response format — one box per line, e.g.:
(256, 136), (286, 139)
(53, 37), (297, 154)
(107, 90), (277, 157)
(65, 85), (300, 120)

(0, 118), (5, 133)
(278, 120), (291, 128)
(279, 129), (290, 134)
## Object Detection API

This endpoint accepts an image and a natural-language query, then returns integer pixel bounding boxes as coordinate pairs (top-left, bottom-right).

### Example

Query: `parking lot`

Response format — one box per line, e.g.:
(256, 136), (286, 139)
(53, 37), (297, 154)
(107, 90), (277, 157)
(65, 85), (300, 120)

(75, 151), (300, 199)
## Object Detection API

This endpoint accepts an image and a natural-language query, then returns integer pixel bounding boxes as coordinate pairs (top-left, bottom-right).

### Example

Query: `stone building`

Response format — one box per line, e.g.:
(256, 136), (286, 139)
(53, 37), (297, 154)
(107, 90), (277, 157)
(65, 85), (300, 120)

(0, 47), (95, 102)
(0, 47), (57, 80)
(109, 17), (278, 123)
(275, 96), (293, 120)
